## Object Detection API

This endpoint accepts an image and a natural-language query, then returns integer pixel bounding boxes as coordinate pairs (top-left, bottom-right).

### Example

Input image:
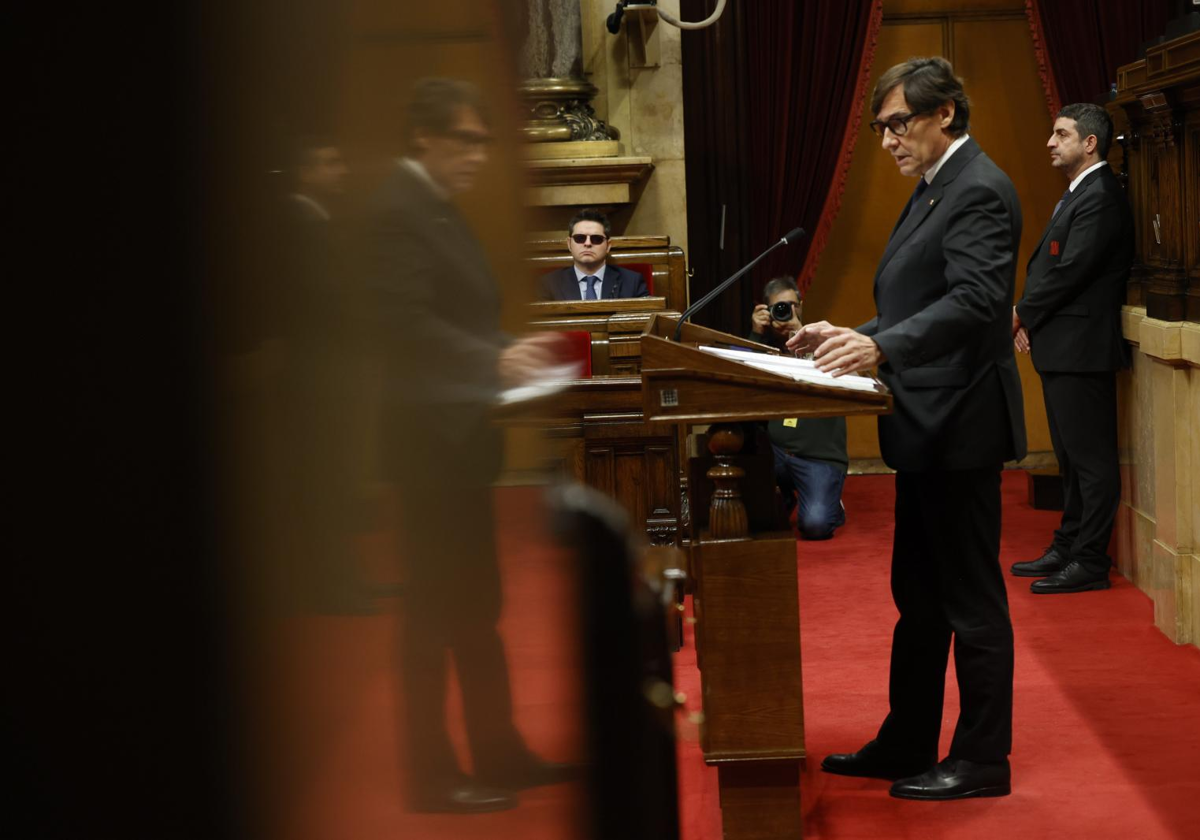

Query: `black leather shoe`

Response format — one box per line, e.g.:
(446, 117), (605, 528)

(889, 758), (1010, 800)
(820, 740), (936, 781)
(1010, 547), (1066, 577)
(1030, 560), (1111, 594)
(409, 782), (517, 813)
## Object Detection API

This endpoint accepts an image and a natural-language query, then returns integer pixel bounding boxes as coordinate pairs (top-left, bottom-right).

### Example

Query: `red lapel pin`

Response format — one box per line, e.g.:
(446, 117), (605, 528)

(1050, 240), (1060, 256)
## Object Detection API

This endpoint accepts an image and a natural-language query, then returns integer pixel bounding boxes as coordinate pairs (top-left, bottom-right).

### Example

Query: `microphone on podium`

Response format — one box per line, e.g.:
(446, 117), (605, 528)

(673, 227), (806, 342)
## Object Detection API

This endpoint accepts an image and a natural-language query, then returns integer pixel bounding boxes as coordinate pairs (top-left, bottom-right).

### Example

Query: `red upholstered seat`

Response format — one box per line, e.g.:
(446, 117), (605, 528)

(618, 262), (655, 295)
(556, 330), (592, 378)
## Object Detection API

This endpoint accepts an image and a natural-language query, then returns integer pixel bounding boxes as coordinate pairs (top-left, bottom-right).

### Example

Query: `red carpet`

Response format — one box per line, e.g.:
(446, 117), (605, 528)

(677, 472), (1200, 840)
(269, 473), (1200, 839)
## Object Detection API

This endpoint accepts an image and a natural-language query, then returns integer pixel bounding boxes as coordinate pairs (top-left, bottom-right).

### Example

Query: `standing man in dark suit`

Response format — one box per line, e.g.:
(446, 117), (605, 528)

(789, 57), (1025, 800)
(368, 77), (566, 814)
(271, 138), (378, 615)
(541, 208), (649, 301)
(1011, 104), (1132, 593)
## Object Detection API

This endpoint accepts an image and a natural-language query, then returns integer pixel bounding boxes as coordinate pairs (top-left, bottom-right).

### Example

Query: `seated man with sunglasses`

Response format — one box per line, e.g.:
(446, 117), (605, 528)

(541, 208), (650, 301)
(749, 276), (848, 541)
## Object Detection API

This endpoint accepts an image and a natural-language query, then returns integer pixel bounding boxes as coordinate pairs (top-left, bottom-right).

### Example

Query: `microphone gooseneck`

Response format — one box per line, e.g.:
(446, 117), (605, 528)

(673, 227), (807, 342)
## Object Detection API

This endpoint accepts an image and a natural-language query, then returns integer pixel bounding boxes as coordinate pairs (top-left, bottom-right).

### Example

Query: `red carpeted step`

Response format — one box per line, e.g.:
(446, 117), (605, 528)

(261, 476), (1200, 839)
(676, 471), (1200, 840)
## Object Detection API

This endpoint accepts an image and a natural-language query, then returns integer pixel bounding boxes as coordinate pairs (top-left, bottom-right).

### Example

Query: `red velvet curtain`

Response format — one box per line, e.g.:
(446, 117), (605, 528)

(1026, 0), (1170, 115)
(745, 1), (883, 297)
(681, 0), (882, 336)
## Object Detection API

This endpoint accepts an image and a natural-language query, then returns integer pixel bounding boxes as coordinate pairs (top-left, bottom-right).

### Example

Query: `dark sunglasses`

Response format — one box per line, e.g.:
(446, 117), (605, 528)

(571, 233), (608, 245)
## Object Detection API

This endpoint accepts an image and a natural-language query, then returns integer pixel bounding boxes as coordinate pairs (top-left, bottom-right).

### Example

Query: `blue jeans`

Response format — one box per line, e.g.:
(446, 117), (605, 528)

(771, 444), (847, 540)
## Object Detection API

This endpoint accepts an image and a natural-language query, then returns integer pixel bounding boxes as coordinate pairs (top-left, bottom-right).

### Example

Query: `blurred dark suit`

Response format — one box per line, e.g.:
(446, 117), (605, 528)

(1015, 165), (1132, 576)
(274, 193), (366, 613)
(540, 263), (649, 301)
(859, 137), (1025, 764)
(367, 162), (527, 792)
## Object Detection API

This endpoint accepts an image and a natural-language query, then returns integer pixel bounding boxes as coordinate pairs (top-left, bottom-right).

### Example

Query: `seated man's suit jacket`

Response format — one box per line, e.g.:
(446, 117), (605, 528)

(541, 263), (649, 301)
(1015, 166), (1132, 374)
(859, 137), (1027, 472)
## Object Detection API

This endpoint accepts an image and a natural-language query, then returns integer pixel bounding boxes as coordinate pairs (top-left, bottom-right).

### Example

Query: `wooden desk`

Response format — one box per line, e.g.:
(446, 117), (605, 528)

(640, 314), (891, 840)
(525, 310), (892, 839)
(527, 297), (677, 375)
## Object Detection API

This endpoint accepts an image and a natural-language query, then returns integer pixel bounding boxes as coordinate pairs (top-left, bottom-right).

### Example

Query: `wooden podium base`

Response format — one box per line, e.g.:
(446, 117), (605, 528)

(717, 761), (802, 840)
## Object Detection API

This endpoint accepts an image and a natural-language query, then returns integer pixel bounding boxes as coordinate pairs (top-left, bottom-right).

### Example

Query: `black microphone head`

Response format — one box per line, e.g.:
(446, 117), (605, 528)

(781, 227), (805, 244)
(606, 2), (625, 34)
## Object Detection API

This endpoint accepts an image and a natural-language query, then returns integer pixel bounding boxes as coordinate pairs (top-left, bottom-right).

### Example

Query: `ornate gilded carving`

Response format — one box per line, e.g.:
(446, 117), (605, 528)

(519, 77), (619, 143)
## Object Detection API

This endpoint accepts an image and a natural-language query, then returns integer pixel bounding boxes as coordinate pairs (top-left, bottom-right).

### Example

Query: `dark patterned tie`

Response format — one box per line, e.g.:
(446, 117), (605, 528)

(1052, 189), (1070, 218)
(896, 177), (929, 229)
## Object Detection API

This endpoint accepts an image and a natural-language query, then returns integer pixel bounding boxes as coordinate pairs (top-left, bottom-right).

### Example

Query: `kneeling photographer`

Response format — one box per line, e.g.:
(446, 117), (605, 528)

(748, 277), (849, 541)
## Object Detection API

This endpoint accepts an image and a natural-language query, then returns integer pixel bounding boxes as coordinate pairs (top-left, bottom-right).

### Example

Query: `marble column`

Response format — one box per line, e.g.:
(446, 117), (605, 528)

(518, 0), (616, 142)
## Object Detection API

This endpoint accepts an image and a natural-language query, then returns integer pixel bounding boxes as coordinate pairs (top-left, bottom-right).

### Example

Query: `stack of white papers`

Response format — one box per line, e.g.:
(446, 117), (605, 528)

(698, 346), (880, 393)
(495, 362), (583, 406)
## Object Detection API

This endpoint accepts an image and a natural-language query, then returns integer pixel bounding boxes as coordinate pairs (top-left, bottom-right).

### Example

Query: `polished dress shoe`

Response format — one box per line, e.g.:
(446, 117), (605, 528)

(820, 740), (936, 781)
(1030, 559), (1110, 594)
(889, 758), (1010, 800)
(1010, 547), (1066, 577)
(409, 782), (516, 813)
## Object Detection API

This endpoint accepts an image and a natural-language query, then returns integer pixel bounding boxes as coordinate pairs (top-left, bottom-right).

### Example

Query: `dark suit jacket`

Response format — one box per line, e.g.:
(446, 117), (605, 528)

(1015, 166), (1132, 373)
(366, 164), (508, 481)
(859, 137), (1027, 472)
(541, 263), (649, 301)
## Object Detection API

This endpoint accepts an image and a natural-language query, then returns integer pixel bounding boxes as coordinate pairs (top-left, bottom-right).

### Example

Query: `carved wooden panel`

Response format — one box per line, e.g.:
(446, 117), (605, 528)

(582, 421), (679, 546)
(1112, 30), (1200, 322)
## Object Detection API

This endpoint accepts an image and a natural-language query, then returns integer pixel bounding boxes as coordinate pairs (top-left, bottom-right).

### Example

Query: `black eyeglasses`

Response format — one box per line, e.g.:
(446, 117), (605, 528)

(868, 111), (925, 138)
(571, 234), (608, 245)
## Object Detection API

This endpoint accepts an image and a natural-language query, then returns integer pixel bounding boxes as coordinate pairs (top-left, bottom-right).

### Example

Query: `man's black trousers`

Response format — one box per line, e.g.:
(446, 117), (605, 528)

(1042, 371), (1120, 575)
(875, 467), (1014, 764)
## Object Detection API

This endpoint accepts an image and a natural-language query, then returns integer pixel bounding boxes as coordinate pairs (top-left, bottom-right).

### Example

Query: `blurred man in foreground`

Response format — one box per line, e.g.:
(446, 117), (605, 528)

(368, 77), (566, 813)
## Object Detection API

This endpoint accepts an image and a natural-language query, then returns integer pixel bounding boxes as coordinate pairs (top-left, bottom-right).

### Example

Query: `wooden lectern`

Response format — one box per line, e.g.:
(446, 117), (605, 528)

(639, 313), (891, 840)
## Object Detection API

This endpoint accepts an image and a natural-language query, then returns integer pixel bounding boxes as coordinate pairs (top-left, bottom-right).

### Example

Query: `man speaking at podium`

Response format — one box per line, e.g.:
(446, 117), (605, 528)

(789, 57), (1025, 800)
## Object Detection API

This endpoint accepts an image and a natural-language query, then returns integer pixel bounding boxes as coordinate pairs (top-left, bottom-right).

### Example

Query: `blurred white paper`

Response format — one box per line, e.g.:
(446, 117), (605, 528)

(494, 362), (583, 406)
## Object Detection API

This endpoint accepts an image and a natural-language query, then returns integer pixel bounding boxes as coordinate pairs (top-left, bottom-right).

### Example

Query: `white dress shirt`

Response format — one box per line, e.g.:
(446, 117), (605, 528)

(923, 133), (971, 185)
(398, 157), (449, 201)
(1069, 160), (1107, 192)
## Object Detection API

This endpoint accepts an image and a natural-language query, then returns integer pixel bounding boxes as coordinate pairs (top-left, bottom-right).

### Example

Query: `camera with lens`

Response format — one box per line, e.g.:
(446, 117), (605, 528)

(770, 300), (798, 322)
